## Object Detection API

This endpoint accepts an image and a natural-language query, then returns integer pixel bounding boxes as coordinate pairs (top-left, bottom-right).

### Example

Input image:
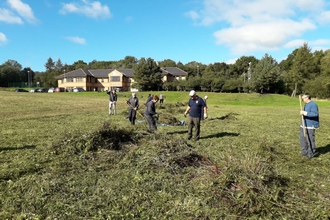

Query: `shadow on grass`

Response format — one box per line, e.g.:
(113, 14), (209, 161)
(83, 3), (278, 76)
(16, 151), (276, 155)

(166, 130), (187, 135)
(0, 145), (36, 151)
(208, 112), (239, 121)
(201, 132), (240, 139)
(316, 144), (330, 155)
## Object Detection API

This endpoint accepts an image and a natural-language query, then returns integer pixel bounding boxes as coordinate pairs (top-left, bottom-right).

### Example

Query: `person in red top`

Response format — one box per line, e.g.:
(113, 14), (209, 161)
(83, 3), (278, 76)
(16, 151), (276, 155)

(184, 90), (207, 141)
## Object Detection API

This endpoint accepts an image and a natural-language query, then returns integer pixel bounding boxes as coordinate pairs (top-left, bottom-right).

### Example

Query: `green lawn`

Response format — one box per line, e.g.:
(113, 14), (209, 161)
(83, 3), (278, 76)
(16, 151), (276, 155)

(1, 91), (330, 219)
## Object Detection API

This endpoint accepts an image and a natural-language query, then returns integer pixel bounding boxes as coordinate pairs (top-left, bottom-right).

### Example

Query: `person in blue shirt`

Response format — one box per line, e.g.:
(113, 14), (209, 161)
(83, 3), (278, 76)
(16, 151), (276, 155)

(184, 90), (207, 141)
(300, 93), (319, 158)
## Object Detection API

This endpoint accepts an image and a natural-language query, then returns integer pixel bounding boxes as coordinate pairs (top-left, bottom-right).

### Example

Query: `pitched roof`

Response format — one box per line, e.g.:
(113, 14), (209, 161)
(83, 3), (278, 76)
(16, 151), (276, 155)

(161, 67), (187, 76)
(55, 67), (186, 79)
(117, 69), (134, 77)
(89, 69), (114, 77)
(55, 69), (91, 79)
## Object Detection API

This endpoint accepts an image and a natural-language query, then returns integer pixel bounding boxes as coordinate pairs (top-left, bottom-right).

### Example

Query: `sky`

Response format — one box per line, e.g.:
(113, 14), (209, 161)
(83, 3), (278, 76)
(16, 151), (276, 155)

(1, 0), (330, 72)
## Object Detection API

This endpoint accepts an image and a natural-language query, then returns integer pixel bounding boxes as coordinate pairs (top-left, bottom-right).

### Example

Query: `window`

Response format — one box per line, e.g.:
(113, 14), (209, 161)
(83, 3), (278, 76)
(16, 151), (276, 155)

(110, 76), (120, 82)
(76, 77), (83, 82)
(101, 78), (104, 83)
(67, 77), (73, 82)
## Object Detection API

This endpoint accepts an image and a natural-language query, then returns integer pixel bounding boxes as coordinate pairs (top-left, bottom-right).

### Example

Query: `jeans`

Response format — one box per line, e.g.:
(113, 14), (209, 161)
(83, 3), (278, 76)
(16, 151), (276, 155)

(109, 101), (116, 115)
(300, 127), (316, 158)
(187, 116), (201, 140)
(145, 115), (157, 131)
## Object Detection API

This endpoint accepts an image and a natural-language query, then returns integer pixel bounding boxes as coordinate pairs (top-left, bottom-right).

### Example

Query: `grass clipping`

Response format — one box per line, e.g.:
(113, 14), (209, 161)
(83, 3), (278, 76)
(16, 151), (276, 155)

(47, 121), (292, 219)
(52, 122), (137, 155)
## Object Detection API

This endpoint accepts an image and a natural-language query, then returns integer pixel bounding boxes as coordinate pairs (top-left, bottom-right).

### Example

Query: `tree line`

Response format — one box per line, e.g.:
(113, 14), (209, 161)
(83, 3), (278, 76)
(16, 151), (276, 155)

(1, 43), (330, 98)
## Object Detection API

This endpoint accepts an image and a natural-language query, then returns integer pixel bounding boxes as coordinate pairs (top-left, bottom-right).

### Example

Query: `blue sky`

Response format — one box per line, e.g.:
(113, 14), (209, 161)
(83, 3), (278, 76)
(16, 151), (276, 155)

(1, 0), (330, 72)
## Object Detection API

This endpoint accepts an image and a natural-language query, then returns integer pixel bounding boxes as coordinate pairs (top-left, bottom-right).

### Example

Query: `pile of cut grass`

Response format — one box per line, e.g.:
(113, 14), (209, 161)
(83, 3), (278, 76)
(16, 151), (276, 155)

(1, 121), (290, 219)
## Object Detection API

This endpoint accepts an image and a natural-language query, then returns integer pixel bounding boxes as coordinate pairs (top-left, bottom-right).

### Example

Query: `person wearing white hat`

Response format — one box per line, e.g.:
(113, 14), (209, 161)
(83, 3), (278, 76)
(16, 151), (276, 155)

(203, 96), (208, 108)
(184, 90), (207, 141)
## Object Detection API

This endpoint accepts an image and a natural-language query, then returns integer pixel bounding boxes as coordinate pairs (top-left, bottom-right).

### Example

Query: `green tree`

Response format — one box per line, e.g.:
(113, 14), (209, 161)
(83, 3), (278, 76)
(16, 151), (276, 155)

(204, 62), (229, 77)
(0, 60), (23, 87)
(118, 56), (138, 68)
(311, 50), (324, 78)
(88, 60), (115, 69)
(320, 50), (330, 76)
(284, 43), (314, 94)
(184, 61), (205, 78)
(159, 59), (177, 67)
(250, 53), (281, 93)
(184, 76), (201, 91)
(132, 58), (163, 91)
(230, 56), (258, 80)
(279, 48), (298, 72)
(38, 71), (58, 88)
(303, 75), (330, 98)
(211, 77), (225, 92)
(222, 78), (242, 92)
(45, 57), (55, 72)
(72, 60), (88, 70)
(55, 58), (64, 71)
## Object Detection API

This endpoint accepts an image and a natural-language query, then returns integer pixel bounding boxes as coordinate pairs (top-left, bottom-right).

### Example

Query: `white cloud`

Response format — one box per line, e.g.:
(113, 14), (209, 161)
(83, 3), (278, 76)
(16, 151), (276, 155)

(0, 33), (8, 45)
(225, 58), (237, 64)
(214, 19), (315, 54)
(66, 36), (86, 44)
(309, 39), (330, 46)
(7, 0), (38, 23)
(284, 39), (330, 51)
(317, 11), (330, 24)
(185, 10), (199, 20)
(0, 8), (23, 24)
(188, 0), (328, 55)
(284, 39), (306, 48)
(60, 0), (112, 19)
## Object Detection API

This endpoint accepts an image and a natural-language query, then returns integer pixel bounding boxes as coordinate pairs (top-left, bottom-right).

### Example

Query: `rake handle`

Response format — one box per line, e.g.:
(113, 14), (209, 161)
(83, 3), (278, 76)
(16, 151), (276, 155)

(299, 95), (307, 137)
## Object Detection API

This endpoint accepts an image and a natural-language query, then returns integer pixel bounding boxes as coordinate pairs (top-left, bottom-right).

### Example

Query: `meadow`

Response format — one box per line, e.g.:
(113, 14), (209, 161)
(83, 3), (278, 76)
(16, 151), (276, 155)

(1, 91), (330, 219)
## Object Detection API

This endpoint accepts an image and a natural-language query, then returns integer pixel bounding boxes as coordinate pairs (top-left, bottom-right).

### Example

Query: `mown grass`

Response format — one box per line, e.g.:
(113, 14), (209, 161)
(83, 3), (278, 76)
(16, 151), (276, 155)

(1, 91), (330, 219)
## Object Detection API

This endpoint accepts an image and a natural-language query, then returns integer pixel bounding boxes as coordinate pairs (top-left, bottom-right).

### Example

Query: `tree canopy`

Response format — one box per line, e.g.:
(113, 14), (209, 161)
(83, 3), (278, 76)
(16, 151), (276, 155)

(2, 43), (330, 98)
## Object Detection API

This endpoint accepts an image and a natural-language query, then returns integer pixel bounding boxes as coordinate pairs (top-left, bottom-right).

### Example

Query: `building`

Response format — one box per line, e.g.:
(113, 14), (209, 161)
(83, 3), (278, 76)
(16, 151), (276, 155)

(56, 67), (187, 91)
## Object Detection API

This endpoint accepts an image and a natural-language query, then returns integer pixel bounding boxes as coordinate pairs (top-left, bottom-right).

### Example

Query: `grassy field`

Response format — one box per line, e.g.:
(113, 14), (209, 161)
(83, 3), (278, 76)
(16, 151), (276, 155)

(1, 91), (330, 219)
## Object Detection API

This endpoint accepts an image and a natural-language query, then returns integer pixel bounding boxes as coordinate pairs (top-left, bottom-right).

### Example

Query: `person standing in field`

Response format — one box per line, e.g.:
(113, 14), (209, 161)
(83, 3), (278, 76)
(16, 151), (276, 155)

(146, 94), (153, 106)
(184, 90), (207, 141)
(107, 89), (117, 115)
(159, 93), (165, 105)
(202, 95), (208, 120)
(126, 92), (139, 125)
(300, 93), (319, 158)
(144, 95), (160, 132)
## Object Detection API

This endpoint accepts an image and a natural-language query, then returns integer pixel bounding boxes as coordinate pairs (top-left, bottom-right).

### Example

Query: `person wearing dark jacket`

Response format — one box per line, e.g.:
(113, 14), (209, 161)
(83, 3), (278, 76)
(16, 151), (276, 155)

(146, 94), (153, 106)
(184, 90), (207, 141)
(144, 95), (159, 132)
(107, 89), (118, 115)
(127, 92), (139, 125)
